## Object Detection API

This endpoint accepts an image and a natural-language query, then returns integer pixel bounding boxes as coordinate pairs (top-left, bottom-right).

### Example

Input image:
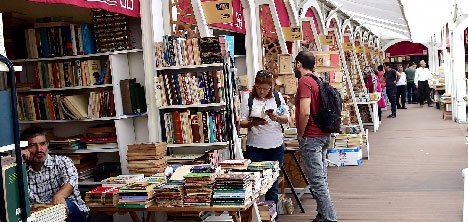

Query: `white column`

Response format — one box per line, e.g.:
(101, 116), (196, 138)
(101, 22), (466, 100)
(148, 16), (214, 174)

(243, 0), (261, 89)
(463, 168), (468, 222)
(453, 27), (467, 122)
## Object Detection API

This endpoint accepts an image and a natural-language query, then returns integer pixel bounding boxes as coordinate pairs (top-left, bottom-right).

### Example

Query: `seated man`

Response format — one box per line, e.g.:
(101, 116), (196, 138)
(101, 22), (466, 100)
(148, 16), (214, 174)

(21, 127), (88, 222)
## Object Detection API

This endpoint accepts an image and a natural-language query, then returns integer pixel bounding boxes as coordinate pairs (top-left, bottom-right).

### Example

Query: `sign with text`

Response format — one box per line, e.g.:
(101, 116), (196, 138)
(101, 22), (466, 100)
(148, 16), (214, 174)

(202, 0), (233, 24)
(356, 46), (365, 53)
(341, 42), (354, 51)
(284, 75), (298, 95)
(282, 26), (303, 41)
(27, 0), (140, 17)
(278, 54), (293, 74)
(319, 35), (334, 45)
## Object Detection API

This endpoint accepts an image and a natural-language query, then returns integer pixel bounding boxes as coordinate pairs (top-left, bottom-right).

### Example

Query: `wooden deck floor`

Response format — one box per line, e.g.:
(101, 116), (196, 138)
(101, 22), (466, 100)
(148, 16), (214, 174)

(278, 103), (468, 221)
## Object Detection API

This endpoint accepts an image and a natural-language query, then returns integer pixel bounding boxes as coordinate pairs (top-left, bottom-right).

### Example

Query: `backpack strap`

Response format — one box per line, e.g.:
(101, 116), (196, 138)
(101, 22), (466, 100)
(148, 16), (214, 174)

(247, 91), (254, 118)
(305, 73), (320, 83)
(273, 90), (281, 108)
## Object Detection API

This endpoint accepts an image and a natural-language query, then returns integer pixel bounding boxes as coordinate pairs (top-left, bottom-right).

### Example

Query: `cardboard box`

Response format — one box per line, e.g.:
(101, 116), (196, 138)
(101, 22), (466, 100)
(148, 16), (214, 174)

(327, 147), (362, 166)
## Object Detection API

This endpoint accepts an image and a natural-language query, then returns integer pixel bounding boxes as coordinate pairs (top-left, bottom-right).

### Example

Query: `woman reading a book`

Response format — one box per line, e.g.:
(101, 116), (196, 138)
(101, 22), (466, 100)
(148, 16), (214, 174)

(240, 70), (290, 204)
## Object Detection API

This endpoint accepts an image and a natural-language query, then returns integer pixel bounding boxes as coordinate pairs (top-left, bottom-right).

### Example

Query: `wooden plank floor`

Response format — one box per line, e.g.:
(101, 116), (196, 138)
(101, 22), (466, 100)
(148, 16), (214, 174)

(278, 103), (468, 221)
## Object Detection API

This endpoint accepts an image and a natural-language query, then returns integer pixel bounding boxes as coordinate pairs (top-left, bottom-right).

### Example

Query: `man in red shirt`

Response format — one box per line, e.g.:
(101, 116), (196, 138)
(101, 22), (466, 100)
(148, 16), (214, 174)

(294, 51), (337, 222)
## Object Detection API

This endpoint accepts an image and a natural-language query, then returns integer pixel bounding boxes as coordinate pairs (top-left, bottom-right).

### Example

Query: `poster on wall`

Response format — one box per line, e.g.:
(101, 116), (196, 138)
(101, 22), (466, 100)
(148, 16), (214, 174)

(282, 26), (303, 41)
(284, 75), (297, 94)
(356, 46), (365, 53)
(202, 0), (233, 24)
(319, 35), (334, 45)
(278, 54), (293, 74)
(27, 0), (140, 17)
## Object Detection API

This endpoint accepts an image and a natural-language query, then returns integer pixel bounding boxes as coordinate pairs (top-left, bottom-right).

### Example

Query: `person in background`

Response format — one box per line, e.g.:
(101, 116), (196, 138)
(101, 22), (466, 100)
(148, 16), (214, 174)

(384, 62), (399, 118)
(414, 60), (434, 108)
(294, 51), (337, 222)
(20, 127), (89, 222)
(405, 62), (418, 104)
(240, 70), (290, 205)
(378, 65), (387, 106)
(396, 64), (407, 109)
(364, 67), (385, 123)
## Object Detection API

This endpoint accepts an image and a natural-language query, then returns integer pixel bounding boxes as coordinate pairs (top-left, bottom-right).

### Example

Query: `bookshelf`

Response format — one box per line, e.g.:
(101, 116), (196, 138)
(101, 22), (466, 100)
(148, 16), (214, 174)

(159, 103), (226, 110)
(3, 3), (150, 181)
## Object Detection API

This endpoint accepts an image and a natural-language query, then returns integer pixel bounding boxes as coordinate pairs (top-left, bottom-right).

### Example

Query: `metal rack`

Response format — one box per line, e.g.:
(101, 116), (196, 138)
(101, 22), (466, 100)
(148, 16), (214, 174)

(0, 54), (28, 222)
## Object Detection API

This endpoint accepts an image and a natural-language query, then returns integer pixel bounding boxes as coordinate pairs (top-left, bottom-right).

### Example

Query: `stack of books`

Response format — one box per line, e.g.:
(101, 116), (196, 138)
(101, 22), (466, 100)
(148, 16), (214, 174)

(166, 154), (205, 164)
(126, 143), (167, 176)
(331, 134), (363, 148)
(154, 184), (184, 207)
(81, 125), (117, 149)
(230, 171), (261, 198)
(162, 110), (226, 144)
(68, 153), (97, 182)
(144, 173), (166, 186)
(183, 165), (219, 207)
(117, 182), (157, 208)
(154, 70), (225, 107)
(85, 186), (120, 207)
(48, 138), (85, 152)
(212, 174), (253, 207)
(101, 174), (144, 187)
(257, 200), (277, 222)
(155, 36), (222, 68)
(219, 159), (251, 170)
(29, 204), (67, 222)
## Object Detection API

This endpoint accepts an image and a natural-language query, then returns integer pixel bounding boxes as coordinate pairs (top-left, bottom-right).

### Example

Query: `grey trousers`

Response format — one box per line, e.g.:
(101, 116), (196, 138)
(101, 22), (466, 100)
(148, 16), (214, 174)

(299, 136), (337, 222)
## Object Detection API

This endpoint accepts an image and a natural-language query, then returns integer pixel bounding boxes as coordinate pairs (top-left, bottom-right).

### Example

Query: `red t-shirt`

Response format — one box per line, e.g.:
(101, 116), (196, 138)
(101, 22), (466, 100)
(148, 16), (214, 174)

(295, 75), (330, 137)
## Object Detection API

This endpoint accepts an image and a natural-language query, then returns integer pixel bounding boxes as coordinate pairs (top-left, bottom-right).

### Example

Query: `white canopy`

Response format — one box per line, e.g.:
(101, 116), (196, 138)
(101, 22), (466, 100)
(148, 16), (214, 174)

(329, 0), (455, 43)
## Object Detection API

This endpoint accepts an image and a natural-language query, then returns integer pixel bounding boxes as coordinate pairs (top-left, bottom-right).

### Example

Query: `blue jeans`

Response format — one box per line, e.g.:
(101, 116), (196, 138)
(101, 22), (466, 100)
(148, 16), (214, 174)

(386, 86), (397, 116)
(65, 198), (87, 222)
(245, 144), (284, 204)
(299, 137), (337, 222)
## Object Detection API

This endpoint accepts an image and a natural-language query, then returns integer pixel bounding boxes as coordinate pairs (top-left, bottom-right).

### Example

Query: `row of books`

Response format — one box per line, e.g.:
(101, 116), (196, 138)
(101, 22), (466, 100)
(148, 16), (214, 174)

(154, 70), (225, 107)
(155, 36), (223, 68)
(25, 24), (96, 59)
(126, 143), (167, 176)
(31, 59), (111, 89)
(17, 92), (115, 121)
(92, 10), (132, 53)
(120, 79), (147, 115)
(162, 110), (227, 144)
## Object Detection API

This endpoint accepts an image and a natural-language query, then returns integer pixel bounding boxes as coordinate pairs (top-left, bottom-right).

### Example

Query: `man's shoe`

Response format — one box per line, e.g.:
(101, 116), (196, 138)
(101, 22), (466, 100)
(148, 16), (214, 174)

(402, 107), (407, 109)
(392, 115), (396, 118)
(428, 104), (433, 107)
(387, 114), (394, 118)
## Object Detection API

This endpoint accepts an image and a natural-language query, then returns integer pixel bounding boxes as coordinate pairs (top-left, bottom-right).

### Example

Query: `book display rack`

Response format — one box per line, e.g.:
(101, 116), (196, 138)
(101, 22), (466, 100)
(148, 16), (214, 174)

(5, 4), (148, 186)
(153, 36), (236, 156)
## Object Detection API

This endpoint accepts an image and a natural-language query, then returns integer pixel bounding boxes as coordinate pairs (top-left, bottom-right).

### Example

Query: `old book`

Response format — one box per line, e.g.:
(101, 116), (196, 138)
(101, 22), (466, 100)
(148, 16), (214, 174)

(197, 112), (204, 143)
(87, 60), (101, 85)
(172, 111), (183, 144)
(120, 79), (133, 115)
(62, 94), (89, 119)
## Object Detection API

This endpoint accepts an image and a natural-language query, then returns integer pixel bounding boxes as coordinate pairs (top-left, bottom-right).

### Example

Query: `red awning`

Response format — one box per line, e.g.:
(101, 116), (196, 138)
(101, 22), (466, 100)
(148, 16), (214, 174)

(305, 8), (320, 35)
(386, 41), (428, 57)
(27, 0), (140, 17)
(274, 0), (290, 27)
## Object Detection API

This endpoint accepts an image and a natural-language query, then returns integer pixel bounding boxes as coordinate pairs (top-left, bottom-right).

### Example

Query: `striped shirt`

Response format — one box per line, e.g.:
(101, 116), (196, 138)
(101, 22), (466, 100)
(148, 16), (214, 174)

(27, 154), (89, 213)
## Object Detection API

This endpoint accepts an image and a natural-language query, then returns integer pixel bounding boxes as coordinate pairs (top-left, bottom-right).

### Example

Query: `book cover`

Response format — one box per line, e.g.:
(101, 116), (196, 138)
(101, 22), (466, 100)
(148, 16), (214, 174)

(25, 29), (38, 59)
(39, 27), (49, 58)
(178, 74), (186, 105)
(58, 63), (65, 88)
(81, 61), (89, 86)
(197, 112), (204, 143)
(62, 94), (89, 119)
(172, 73), (182, 105)
(172, 111), (184, 144)
(64, 26), (73, 56)
(81, 24), (97, 55)
(87, 60), (101, 85)
(47, 93), (56, 120)
(70, 24), (78, 55)
(120, 79), (133, 115)
(2, 163), (31, 222)
(33, 63), (41, 88)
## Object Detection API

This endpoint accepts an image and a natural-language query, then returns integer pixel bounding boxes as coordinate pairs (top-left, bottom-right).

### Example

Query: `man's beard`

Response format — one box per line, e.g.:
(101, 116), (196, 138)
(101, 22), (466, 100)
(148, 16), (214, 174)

(294, 67), (301, 79)
(31, 152), (47, 163)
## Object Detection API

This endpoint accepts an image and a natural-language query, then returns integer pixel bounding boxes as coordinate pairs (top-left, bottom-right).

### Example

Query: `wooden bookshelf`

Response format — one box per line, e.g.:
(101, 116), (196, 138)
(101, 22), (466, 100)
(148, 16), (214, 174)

(17, 84), (113, 93)
(11, 49), (143, 63)
(155, 63), (223, 71)
(158, 103), (226, 110)
(167, 142), (228, 148)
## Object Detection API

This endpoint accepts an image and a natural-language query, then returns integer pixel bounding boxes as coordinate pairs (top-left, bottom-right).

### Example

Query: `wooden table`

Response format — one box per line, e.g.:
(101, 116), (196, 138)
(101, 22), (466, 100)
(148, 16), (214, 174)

(91, 201), (261, 222)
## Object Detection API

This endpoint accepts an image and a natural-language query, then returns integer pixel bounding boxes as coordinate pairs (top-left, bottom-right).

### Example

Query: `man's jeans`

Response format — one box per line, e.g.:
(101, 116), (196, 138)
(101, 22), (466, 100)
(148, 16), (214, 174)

(386, 86), (397, 116)
(245, 144), (284, 204)
(299, 137), (337, 222)
(65, 198), (88, 222)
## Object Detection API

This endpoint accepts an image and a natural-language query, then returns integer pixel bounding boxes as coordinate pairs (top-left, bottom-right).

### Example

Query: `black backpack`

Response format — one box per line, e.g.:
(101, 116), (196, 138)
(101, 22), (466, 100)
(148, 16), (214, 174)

(305, 74), (342, 133)
(247, 91), (283, 131)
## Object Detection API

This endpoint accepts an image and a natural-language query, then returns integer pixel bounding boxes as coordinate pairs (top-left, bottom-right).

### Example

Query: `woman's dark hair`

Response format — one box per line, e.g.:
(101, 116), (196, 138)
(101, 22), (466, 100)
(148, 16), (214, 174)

(253, 70), (274, 99)
(295, 51), (315, 71)
(377, 65), (384, 71)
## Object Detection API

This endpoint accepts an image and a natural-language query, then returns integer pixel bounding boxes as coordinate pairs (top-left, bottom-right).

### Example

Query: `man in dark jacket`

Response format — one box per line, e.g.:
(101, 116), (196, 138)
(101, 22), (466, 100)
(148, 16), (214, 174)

(384, 62), (400, 118)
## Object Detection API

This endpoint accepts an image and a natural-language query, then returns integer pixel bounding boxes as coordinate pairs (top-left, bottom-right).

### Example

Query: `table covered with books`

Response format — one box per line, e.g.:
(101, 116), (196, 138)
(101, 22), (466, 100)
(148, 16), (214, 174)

(86, 160), (280, 222)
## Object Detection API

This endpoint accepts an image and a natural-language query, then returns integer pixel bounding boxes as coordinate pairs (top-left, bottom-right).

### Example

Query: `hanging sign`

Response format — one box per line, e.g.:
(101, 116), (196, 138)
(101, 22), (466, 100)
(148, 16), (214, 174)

(278, 54), (293, 74)
(202, 0), (245, 34)
(356, 46), (365, 53)
(284, 75), (298, 94)
(282, 26), (303, 41)
(384, 58), (390, 62)
(202, 0), (233, 24)
(27, 0), (140, 17)
(319, 35), (334, 45)
(341, 42), (354, 51)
